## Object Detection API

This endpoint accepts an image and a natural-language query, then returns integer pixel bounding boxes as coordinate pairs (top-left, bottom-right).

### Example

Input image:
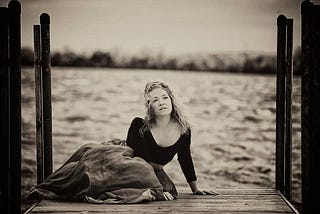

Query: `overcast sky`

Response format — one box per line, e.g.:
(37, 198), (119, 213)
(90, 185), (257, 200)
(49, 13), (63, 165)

(1, 0), (319, 56)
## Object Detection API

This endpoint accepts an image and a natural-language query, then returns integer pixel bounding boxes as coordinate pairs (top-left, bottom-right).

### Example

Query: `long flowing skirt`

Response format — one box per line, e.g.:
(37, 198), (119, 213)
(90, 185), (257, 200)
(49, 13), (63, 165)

(27, 140), (177, 204)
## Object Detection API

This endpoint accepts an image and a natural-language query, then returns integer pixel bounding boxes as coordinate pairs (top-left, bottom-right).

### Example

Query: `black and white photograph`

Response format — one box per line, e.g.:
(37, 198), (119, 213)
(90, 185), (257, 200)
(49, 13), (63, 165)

(1, 0), (320, 213)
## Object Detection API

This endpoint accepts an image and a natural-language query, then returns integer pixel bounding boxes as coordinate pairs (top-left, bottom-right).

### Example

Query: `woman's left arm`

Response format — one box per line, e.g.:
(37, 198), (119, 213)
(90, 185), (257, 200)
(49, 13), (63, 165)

(178, 129), (219, 195)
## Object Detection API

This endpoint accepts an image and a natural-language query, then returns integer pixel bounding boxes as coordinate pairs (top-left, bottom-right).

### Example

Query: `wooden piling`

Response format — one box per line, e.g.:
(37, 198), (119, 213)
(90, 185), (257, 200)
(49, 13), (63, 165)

(301, 1), (320, 213)
(40, 13), (53, 179)
(276, 14), (287, 195)
(314, 6), (320, 88)
(284, 18), (293, 201)
(0, 6), (9, 213)
(8, 0), (21, 212)
(311, 8), (320, 212)
(34, 24), (44, 184)
(301, 1), (313, 213)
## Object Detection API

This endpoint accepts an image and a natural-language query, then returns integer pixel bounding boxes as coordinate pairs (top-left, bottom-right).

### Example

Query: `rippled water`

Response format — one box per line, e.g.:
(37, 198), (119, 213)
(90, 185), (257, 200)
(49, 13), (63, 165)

(21, 67), (302, 206)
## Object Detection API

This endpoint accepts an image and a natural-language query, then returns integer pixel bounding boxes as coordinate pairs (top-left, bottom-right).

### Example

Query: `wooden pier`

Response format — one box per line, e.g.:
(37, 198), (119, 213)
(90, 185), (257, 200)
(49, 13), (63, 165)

(26, 187), (298, 213)
(1, 0), (320, 213)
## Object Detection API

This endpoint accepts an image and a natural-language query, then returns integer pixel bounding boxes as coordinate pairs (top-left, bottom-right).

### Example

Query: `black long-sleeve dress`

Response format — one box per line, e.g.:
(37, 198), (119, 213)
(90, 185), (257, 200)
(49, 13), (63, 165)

(126, 117), (197, 183)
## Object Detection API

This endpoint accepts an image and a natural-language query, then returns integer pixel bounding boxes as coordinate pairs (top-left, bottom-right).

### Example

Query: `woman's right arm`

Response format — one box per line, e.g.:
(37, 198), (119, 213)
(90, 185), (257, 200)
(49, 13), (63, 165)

(126, 117), (146, 158)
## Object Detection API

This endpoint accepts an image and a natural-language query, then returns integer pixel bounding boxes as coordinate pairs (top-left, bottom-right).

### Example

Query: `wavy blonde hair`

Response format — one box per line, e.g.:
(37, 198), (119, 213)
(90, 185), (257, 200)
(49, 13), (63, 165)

(143, 81), (190, 135)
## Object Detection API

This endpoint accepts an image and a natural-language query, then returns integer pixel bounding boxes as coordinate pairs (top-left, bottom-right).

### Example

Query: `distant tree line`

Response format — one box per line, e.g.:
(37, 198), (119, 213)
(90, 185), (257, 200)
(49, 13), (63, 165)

(21, 47), (302, 75)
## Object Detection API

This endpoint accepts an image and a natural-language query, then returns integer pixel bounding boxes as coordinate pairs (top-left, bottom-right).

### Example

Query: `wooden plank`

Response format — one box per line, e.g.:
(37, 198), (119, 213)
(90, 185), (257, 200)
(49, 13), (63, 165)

(30, 205), (293, 213)
(278, 191), (300, 214)
(34, 200), (291, 206)
(29, 212), (293, 214)
(28, 188), (295, 213)
(177, 188), (280, 195)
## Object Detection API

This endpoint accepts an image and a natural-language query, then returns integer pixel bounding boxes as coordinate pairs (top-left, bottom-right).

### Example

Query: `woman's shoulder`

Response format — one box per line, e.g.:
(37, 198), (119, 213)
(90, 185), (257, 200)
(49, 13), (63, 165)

(131, 117), (144, 124)
(180, 128), (191, 145)
(130, 117), (145, 128)
(129, 117), (148, 138)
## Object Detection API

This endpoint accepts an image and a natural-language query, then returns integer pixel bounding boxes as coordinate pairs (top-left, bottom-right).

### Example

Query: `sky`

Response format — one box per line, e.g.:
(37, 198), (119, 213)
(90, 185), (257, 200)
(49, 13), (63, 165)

(1, 0), (320, 56)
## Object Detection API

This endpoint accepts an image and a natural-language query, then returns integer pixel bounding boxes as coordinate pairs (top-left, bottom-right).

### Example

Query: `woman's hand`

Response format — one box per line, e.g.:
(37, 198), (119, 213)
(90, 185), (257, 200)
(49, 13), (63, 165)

(193, 189), (219, 195)
(163, 192), (174, 200)
(188, 181), (219, 196)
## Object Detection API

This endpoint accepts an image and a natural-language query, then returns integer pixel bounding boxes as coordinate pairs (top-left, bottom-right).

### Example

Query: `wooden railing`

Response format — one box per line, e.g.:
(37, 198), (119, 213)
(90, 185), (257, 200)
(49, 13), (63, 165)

(276, 1), (320, 213)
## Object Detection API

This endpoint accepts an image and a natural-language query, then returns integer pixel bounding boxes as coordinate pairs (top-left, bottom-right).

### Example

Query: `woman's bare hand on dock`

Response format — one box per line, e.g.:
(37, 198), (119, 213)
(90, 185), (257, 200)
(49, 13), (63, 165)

(163, 192), (174, 200)
(193, 189), (219, 195)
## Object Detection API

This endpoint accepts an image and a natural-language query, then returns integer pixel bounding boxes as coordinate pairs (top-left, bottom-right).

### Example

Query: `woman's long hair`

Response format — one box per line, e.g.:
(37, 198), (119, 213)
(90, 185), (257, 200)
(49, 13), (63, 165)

(142, 81), (191, 135)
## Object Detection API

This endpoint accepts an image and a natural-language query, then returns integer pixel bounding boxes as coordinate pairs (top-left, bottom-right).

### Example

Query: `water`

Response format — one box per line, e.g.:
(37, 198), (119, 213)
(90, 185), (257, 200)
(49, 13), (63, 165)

(21, 67), (302, 205)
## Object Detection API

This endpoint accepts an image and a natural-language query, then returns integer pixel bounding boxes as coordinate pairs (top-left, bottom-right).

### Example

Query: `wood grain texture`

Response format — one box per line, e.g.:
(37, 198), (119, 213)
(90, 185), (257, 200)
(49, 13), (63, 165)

(28, 188), (297, 213)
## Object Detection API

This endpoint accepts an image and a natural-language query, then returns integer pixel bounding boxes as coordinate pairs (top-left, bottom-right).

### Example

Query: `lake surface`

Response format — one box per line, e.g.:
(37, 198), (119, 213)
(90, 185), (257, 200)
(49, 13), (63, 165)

(21, 67), (302, 205)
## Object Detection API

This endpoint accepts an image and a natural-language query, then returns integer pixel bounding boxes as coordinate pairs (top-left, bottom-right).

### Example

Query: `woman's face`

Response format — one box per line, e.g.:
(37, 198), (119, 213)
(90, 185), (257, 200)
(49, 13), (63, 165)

(148, 88), (173, 117)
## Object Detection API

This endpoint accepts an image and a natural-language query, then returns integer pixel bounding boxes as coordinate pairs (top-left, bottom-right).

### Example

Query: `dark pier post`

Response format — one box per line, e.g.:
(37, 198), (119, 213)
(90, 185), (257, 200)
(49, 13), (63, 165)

(0, 6), (9, 213)
(8, 0), (22, 213)
(276, 14), (287, 195)
(34, 24), (44, 184)
(301, 1), (320, 213)
(312, 8), (320, 189)
(311, 7), (320, 213)
(301, 1), (313, 213)
(284, 18), (293, 201)
(40, 13), (53, 179)
(300, 4), (312, 211)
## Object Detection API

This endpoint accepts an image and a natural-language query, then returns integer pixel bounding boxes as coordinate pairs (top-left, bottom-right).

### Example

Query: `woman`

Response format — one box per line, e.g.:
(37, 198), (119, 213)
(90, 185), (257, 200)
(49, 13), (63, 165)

(126, 81), (218, 200)
(26, 81), (217, 204)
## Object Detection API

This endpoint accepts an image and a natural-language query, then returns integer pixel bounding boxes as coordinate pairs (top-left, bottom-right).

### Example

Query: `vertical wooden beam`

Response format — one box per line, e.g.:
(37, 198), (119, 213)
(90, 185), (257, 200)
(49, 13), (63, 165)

(276, 14), (287, 194)
(310, 3), (320, 213)
(34, 24), (44, 184)
(0, 7), (9, 213)
(301, 1), (313, 213)
(284, 18), (293, 201)
(40, 13), (53, 179)
(314, 6), (320, 90)
(8, 0), (21, 212)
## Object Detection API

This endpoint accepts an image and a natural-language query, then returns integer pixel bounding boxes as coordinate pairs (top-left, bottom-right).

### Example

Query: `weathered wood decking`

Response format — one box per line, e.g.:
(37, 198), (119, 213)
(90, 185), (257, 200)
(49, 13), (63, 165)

(27, 188), (298, 213)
